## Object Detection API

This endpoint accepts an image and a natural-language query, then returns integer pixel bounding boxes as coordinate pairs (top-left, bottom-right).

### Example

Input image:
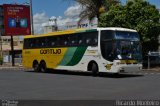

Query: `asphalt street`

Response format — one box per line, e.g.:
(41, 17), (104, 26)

(0, 68), (160, 100)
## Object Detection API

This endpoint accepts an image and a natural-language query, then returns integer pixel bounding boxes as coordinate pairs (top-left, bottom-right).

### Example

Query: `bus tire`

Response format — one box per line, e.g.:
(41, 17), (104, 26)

(40, 61), (47, 73)
(88, 62), (98, 76)
(33, 61), (39, 72)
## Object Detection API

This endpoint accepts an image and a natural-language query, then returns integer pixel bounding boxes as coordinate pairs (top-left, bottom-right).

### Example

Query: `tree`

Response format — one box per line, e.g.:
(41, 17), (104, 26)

(99, 0), (160, 54)
(77, 0), (105, 20)
(105, 0), (120, 11)
(65, 0), (120, 24)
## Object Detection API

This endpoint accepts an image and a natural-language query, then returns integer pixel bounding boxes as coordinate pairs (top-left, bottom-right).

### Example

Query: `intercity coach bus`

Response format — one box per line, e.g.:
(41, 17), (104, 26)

(22, 27), (142, 75)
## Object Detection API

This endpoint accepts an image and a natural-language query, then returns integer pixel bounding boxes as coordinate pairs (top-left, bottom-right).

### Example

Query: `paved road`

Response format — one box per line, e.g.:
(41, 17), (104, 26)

(0, 68), (160, 100)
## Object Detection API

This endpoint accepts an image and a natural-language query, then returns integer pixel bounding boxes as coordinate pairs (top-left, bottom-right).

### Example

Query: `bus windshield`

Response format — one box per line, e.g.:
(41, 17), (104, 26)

(115, 40), (142, 61)
(101, 30), (142, 62)
(115, 31), (140, 41)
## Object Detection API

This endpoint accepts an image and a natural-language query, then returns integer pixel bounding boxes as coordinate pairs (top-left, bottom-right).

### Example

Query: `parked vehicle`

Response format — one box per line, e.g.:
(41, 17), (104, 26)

(143, 52), (160, 68)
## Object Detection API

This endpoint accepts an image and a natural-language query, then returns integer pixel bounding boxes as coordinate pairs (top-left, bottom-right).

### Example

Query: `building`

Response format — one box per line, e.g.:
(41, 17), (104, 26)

(43, 25), (57, 34)
(65, 17), (98, 30)
(0, 4), (30, 64)
(0, 5), (22, 64)
(1, 36), (23, 63)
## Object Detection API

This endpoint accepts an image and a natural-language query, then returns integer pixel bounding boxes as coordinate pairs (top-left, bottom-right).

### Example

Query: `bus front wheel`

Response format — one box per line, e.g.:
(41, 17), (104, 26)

(88, 62), (98, 76)
(40, 61), (47, 73)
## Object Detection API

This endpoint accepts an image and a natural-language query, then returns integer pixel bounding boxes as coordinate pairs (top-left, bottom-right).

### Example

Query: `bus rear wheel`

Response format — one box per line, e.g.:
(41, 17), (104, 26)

(40, 61), (47, 73)
(33, 61), (39, 72)
(88, 62), (98, 76)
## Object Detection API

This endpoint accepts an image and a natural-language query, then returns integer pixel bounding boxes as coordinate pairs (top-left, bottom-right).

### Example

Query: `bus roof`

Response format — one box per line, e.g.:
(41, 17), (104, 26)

(24, 28), (97, 38)
(24, 27), (137, 39)
(97, 27), (137, 32)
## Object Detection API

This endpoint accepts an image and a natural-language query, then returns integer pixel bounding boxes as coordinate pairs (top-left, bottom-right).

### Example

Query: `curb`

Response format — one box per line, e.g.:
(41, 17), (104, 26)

(0, 66), (30, 71)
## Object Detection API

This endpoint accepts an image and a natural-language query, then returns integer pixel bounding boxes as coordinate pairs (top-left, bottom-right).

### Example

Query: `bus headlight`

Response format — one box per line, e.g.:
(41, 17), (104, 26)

(116, 62), (121, 65)
(105, 64), (113, 70)
(113, 60), (121, 65)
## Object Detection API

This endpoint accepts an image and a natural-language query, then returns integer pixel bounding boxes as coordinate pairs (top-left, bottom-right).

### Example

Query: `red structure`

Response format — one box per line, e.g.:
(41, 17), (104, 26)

(3, 4), (31, 35)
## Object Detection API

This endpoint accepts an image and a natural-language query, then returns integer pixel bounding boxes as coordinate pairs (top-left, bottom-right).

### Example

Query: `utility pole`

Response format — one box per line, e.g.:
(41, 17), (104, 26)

(0, 35), (2, 58)
(30, 0), (34, 35)
(0, 27), (2, 57)
(148, 51), (151, 69)
(11, 36), (15, 66)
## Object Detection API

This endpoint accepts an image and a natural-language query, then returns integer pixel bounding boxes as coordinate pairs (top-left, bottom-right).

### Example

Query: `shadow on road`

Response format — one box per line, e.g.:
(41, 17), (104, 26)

(26, 69), (144, 78)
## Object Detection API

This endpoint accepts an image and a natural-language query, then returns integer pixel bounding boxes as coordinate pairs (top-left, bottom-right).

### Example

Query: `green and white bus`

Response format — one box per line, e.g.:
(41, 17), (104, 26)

(22, 27), (142, 75)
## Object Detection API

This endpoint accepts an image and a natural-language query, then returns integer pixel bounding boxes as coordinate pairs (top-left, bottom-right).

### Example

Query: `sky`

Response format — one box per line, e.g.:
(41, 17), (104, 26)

(0, 0), (160, 34)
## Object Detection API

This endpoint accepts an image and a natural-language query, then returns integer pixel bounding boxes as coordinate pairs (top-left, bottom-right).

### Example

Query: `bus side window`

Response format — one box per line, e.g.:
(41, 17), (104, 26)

(69, 34), (78, 46)
(44, 37), (48, 47)
(85, 33), (91, 45)
(37, 37), (45, 48)
(86, 37), (91, 45)
(59, 35), (68, 47)
(66, 35), (72, 46)
(35, 39), (39, 48)
(64, 36), (70, 46)
(24, 39), (30, 49)
(29, 38), (35, 48)
(41, 37), (48, 47)
(64, 36), (69, 46)
(90, 32), (98, 46)
(93, 38), (98, 45)
(51, 40), (56, 46)
(78, 31), (98, 46)
(78, 34), (84, 46)
(48, 36), (57, 47)
(83, 33), (92, 46)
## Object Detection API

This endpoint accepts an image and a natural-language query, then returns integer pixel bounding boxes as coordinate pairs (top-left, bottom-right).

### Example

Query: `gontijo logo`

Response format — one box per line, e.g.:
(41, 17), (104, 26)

(40, 49), (61, 54)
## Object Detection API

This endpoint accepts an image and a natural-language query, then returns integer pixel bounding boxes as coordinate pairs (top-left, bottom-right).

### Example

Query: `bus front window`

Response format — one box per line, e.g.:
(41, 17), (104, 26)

(101, 30), (142, 62)
(116, 40), (142, 62)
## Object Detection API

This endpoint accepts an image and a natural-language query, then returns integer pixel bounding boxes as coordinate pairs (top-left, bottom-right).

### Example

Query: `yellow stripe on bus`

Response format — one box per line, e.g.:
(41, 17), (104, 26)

(22, 48), (68, 69)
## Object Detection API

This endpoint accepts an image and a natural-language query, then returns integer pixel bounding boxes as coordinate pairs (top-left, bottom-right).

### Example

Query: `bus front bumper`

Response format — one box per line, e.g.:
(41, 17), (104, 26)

(118, 64), (142, 73)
